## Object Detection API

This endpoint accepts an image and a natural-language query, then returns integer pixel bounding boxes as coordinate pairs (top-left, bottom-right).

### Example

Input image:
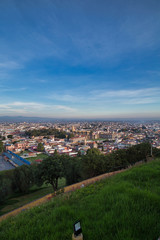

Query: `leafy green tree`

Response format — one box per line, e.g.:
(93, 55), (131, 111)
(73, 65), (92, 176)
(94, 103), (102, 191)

(61, 155), (82, 185)
(78, 150), (82, 157)
(53, 149), (58, 156)
(37, 142), (45, 152)
(67, 133), (74, 140)
(86, 148), (101, 156)
(30, 164), (44, 187)
(0, 141), (4, 153)
(40, 156), (64, 191)
(14, 165), (33, 193)
(111, 149), (128, 170)
(82, 148), (104, 179)
(0, 175), (11, 202)
(103, 154), (114, 172)
(25, 128), (67, 139)
(7, 135), (13, 139)
(126, 143), (151, 164)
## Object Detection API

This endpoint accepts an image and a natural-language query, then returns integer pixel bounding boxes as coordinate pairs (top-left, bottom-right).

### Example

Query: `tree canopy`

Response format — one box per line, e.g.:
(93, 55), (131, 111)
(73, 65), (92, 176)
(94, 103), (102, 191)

(40, 156), (64, 191)
(14, 165), (34, 193)
(37, 142), (45, 152)
(7, 135), (13, 139)
(0, 141), (4, 153)
(0, 142), (159, 203)
(25, 128), (66, 139)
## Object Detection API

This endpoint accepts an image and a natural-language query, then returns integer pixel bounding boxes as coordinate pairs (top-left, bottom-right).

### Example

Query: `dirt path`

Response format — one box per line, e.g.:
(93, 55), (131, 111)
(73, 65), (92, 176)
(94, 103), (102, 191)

(0, 168), (126, 223)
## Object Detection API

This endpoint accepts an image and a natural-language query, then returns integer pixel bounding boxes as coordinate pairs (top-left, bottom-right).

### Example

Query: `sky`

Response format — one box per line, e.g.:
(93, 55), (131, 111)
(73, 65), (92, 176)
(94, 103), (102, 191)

(0, 0), (160, 119)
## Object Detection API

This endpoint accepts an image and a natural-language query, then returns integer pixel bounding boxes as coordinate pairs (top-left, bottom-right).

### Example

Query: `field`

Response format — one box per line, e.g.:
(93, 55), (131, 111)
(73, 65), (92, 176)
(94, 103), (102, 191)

(0, 158), (160, 240)
(18, 150), (48, 163)
(24, 153), (48, 163)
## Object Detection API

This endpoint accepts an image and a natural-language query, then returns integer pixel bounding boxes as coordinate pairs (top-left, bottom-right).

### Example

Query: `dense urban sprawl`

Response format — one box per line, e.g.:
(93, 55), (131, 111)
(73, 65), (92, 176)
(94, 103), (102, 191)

(0, 120), (160, 171)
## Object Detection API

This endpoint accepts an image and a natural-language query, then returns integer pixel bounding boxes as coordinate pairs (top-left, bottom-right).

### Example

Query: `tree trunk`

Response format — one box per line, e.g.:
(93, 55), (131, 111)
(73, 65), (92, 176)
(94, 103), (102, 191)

(52, 181), (56, 192)
(55, 178), (58, 190)
(51, 178), (58, 192)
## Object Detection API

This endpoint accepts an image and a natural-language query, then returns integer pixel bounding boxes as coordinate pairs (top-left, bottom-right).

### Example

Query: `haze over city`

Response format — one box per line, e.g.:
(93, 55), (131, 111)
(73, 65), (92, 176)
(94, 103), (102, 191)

(0, 0), (160, 119)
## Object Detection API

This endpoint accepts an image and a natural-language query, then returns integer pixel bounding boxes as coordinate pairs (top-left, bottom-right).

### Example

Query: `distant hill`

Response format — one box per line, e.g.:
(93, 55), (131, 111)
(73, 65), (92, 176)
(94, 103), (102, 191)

(1, 158), (160, 240)
(0, 115), (160, 123)
(0, 116), (57, 123)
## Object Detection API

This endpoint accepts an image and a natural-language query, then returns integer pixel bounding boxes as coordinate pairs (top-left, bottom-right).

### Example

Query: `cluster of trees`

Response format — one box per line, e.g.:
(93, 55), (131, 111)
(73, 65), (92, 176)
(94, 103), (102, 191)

(0, 164), (43, 202)
(25, 128), (67, 139)
(0, 152), (82, 202)
(7, 135), (13, 139)
(81, 142), (160, 179)
(37, 143), (45, 152)
(1, 143), (160, 203)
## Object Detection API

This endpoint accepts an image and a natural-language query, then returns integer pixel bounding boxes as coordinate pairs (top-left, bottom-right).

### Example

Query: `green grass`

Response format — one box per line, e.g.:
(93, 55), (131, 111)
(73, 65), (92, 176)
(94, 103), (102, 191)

(0, 178), (66, 216)
(24, 153), (48, 163)
(1, 159), (160, 240)
(19, 150), (48, 163)
(22, 150), (30, 154)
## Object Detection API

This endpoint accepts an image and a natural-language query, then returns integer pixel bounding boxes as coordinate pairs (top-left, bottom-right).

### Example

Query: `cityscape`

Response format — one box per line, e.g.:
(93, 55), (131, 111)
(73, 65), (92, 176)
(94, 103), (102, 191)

(0, 119), (160, 171)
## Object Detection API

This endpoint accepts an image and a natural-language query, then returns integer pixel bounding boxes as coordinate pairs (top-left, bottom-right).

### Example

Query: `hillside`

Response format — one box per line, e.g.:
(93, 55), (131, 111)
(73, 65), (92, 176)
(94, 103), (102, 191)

(0, 158), (160, 240)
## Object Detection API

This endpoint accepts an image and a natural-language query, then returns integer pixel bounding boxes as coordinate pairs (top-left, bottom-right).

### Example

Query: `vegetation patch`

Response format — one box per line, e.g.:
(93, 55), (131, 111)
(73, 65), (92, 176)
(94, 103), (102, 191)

(0, 158), (160, 240)
(24, 153), (48, 163)
(0, 178), (65, 216)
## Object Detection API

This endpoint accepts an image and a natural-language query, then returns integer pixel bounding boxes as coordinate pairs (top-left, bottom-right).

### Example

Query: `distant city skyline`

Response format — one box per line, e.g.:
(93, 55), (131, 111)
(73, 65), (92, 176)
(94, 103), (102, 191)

(0, 0), (160, 119)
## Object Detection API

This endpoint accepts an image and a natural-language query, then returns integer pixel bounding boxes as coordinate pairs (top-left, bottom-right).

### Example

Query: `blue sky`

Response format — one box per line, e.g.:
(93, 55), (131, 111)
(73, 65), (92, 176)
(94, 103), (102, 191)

(0, 0), (160, 119)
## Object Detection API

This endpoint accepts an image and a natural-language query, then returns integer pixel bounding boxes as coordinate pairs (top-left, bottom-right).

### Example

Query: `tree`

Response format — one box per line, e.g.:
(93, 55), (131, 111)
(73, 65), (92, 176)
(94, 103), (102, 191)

(7, 135), (13, 139)
(40, 156), (64, 191)
(82, 148), (104, 179)
(14, 165), (33, 193)
(0, 141), (4, 153)
(30, 164), (44, 187)
(111, 149), (128, 170)
(25, 128), (67, 139)
(53, 149), (58, 156)
(0, 175), (11, 202)
(78, 150), (82, 157)
(67, 133), (74, 140)
(0, 169), (17, 202)
(86, 148), (101, 156)
(61, 155), (82, 185)
(37, 142), (44, 152)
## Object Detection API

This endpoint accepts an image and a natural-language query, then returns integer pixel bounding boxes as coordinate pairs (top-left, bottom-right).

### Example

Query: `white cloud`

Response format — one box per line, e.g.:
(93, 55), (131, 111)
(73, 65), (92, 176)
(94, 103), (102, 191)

(123, 97), (160, 105)
(55, 105), (76, 111)
(90, 88), (160, 105)
(47, 87), (160, 108)
(0, 61), (22, 70)
(0, 101), (77, 116)
(48, 94), (85, 103)
(92, 87), (160, 98)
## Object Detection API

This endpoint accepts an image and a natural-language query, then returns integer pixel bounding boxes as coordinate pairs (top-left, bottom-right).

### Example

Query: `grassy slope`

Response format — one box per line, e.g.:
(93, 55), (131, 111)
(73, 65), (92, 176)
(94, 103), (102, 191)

(0, 178), (66, 216)
(1, 159), (160, 240)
